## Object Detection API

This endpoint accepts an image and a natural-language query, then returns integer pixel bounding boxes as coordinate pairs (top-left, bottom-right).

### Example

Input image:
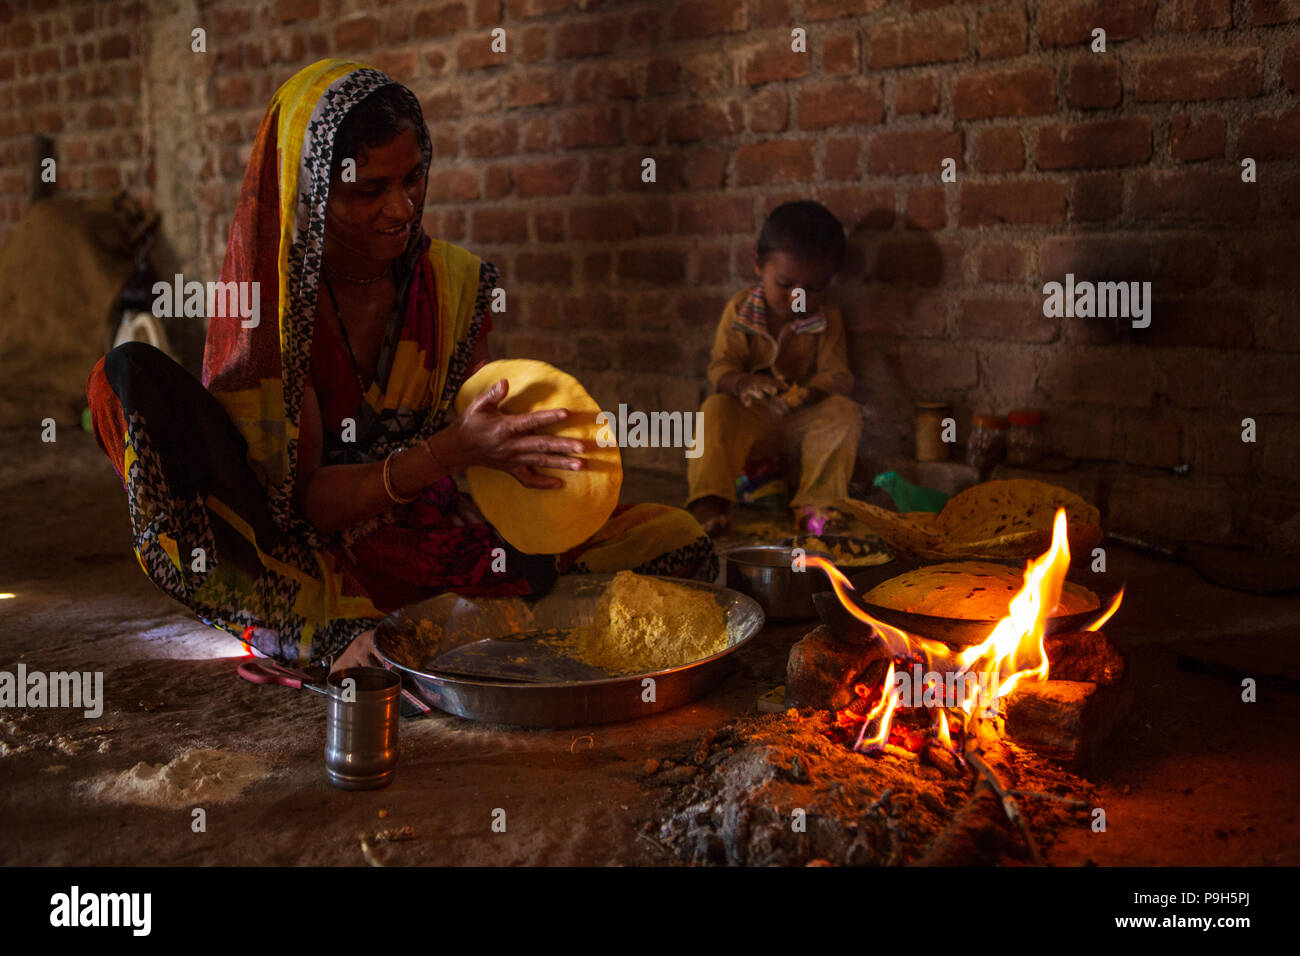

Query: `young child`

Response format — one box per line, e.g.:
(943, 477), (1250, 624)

(687, 200), (860, 536)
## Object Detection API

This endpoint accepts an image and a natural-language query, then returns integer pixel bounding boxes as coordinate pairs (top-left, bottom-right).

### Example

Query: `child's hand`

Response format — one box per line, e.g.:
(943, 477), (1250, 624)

(736, 373), (779, 407)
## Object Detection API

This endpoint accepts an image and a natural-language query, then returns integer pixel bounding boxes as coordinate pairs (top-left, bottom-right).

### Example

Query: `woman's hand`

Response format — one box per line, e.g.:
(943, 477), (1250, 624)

(436, 378), (585, 490)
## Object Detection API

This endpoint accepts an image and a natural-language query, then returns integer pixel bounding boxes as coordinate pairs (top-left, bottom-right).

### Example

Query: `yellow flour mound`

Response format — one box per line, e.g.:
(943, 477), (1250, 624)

(570, 571), (728, 675)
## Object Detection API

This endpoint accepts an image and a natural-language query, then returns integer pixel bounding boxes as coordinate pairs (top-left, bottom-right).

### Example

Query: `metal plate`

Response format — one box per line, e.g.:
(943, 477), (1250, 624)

(373, 574), (765, 728)
(813, 559), (1124, 647)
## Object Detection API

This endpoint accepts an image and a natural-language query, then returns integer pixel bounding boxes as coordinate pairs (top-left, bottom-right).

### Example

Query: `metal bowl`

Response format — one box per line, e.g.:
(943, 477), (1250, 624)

(723, 544), (827, 622)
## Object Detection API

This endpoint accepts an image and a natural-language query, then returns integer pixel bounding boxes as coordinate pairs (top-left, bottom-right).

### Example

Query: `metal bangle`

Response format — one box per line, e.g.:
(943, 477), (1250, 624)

(382, 449), (417, 505)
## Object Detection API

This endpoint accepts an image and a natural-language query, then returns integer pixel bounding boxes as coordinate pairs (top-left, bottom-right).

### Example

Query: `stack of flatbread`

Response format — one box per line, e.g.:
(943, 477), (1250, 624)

(838, 479), (1103, 561)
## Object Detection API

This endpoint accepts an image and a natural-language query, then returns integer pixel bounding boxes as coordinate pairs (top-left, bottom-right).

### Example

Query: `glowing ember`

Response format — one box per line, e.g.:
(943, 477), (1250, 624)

(807, 507), (1122, 757)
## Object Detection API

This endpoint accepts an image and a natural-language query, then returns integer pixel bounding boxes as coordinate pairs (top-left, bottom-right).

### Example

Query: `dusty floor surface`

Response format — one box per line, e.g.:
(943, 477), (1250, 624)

(1, 426), (1298, 866)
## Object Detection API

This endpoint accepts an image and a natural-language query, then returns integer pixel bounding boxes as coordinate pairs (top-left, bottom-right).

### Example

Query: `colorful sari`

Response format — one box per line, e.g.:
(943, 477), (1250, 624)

(86, 59), (716, 666)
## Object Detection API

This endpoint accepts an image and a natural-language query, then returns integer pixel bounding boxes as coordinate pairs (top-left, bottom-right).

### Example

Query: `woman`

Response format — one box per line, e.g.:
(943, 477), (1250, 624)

(86, 59), (717, 669)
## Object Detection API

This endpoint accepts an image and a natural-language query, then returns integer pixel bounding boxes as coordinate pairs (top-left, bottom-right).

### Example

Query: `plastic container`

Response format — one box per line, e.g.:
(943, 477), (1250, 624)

(1006, 409), (1045, 467)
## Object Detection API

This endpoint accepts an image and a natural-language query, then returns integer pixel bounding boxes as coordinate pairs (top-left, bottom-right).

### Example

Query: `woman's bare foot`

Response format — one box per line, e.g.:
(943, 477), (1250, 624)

(689, 495), (732, 537)
(330, 628), (377, 674)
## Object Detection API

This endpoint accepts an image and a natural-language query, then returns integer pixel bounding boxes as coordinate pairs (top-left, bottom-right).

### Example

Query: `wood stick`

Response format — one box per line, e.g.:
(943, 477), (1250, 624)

(967, 750), (1043, 866)
(1043, 629), (1124, 684)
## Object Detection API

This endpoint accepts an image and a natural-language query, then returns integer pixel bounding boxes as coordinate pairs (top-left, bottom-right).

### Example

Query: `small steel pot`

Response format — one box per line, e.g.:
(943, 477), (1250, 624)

(723, 544), (826, 621)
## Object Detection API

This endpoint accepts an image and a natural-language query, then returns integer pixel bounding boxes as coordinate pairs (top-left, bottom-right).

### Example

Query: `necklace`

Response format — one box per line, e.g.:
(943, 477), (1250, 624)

(325, 261), (391, 284)
(320, 271), (373, 397)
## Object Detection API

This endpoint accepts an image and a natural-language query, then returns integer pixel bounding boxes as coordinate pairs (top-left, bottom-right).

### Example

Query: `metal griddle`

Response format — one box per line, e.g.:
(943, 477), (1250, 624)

(810, 558), (1123, 647)
(373, 574), (765, 728)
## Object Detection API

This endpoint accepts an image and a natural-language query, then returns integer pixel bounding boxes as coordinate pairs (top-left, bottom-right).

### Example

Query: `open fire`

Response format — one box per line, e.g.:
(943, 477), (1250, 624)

(806, 508), (1124, 763)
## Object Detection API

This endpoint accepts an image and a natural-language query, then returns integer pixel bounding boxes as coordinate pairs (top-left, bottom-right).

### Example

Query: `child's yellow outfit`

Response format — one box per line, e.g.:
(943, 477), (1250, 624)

(687, 284), (860, 510)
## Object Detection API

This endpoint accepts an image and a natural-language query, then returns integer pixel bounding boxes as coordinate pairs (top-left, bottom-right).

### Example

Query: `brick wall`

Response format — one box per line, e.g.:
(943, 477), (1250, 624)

(3, 0), (1299, 550)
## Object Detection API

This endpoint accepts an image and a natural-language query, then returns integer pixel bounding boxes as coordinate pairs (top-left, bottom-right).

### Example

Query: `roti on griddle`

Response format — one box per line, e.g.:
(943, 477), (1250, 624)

(865, 560), (1100, 621)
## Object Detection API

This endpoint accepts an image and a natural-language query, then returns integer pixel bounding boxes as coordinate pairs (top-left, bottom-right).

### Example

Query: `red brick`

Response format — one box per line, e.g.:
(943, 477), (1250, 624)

(521, 25), (548, 62)
(1174, 0), (1231, 30)
(869, 16), (966, 68)
(514, 253), (573, 285)
(506, 0), (570, 16)
(749, 86), (788, 133)
(735, 140), (816, 185)
(740, 39), (809, 85)
(1239, 106), (1300, 160)
(670, 0), (747, 38)
(1170, 114), (1225, 161)
(1037, 118), (1151, 169)
(473, 0), (501, 26)
(677, 196), (754, 234)
(978, 8), (1026, 59)
(876, 239), (961, 284)
(868, 128), (962, 175)
(617, 248), (686, 284)
(797, 79), (884, 129)
(824, 137), (861, 180)
(463, 119), (518, 157)
(427, 169), (479, 202)
(458, 35), (510, 70)
(1251, 0), (1300, 25)
(1069, 172), (1123, 221)
(647, 58), (681, 96)
(895, 74), (940, 116)
(755, 0), (793, 28)
(570, 203), (636, 241)
(508, 70), (564, 108)
(978, 242), (1026, 282)
(98, 34), (131, 60)
(627, 104), (663, 145)
(471, 209), (528, 243)
(905, 186), (946, 229)
(823, 32), (860, 74)
(1132, 170), (1259, 222)
(1140, 297), (1254, 349)
(953, 66), (1055, 119)
(484, 165), (512, 200)
(1067, 59), (1121, 109)
(960, 182), (1067, 225)
(667, 100), (744, 141)
(334, 15), (379, 48)
(512, 159), (580, 197)
(556, 15), (623, 58)
(414, 4), (468, 37)
(1232, 236), (1300, 287)
(957, 299), (1056, 342)
(973, 127), (1023, 172)
(276, 0), (319, 23)
(1285, 42), (1300, 93)
(1135, 50), (1262, 102)
(818, 186), (895, 230)
(628, 8), (663, 46)
(557, 106), (623, 148)
(805, 0), (889, 20)
(899, 342), (978, 390)
(1040, 0), (1157, 47)
(684, 149), (728, 189)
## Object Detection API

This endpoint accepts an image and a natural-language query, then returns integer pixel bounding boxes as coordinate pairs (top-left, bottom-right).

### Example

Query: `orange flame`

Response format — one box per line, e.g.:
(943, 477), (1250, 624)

(809, 507), (1123, 753)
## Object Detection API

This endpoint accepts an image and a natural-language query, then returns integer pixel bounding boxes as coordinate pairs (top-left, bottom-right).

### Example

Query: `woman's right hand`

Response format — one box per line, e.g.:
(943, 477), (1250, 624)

(436, 378), (585, 490)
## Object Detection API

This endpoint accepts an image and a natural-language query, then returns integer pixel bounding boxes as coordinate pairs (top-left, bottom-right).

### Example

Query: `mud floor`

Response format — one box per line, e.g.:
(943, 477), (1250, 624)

(1, 427), (1298, 865)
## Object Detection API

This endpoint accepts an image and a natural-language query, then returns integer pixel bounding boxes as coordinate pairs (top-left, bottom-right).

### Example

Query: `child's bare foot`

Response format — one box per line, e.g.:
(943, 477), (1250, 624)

(690, 495), (732, 537)
(796, 506), (848, 536)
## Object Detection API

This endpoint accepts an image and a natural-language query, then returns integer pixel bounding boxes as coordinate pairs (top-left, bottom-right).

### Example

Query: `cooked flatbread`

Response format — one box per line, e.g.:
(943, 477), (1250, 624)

(865, 560), (1099, 621)
(454, 359), (622, 554)
(839, 479), (1102, 560)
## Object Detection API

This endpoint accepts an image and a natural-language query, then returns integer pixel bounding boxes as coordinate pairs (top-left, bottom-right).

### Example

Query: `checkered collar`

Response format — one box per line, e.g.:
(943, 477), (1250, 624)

(732, 283), (828, 336)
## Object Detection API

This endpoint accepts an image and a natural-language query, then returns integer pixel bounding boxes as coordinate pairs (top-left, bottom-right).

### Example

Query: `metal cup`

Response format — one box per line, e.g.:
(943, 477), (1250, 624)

(324, 667), (400, 790)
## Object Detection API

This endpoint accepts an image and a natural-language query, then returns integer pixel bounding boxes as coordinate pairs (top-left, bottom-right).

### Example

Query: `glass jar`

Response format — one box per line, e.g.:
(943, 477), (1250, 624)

(914, 402), (951, 461)
(966, 413), (1008, 469)
(1006, 409), (1045, 466)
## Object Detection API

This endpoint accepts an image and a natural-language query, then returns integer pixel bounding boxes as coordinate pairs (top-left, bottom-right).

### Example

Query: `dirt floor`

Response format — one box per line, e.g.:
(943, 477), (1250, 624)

(1, 425), (1298, 866)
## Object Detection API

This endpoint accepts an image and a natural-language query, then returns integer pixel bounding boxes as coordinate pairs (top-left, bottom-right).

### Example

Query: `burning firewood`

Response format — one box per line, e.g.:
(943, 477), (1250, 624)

(786, 624), (888, 711)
